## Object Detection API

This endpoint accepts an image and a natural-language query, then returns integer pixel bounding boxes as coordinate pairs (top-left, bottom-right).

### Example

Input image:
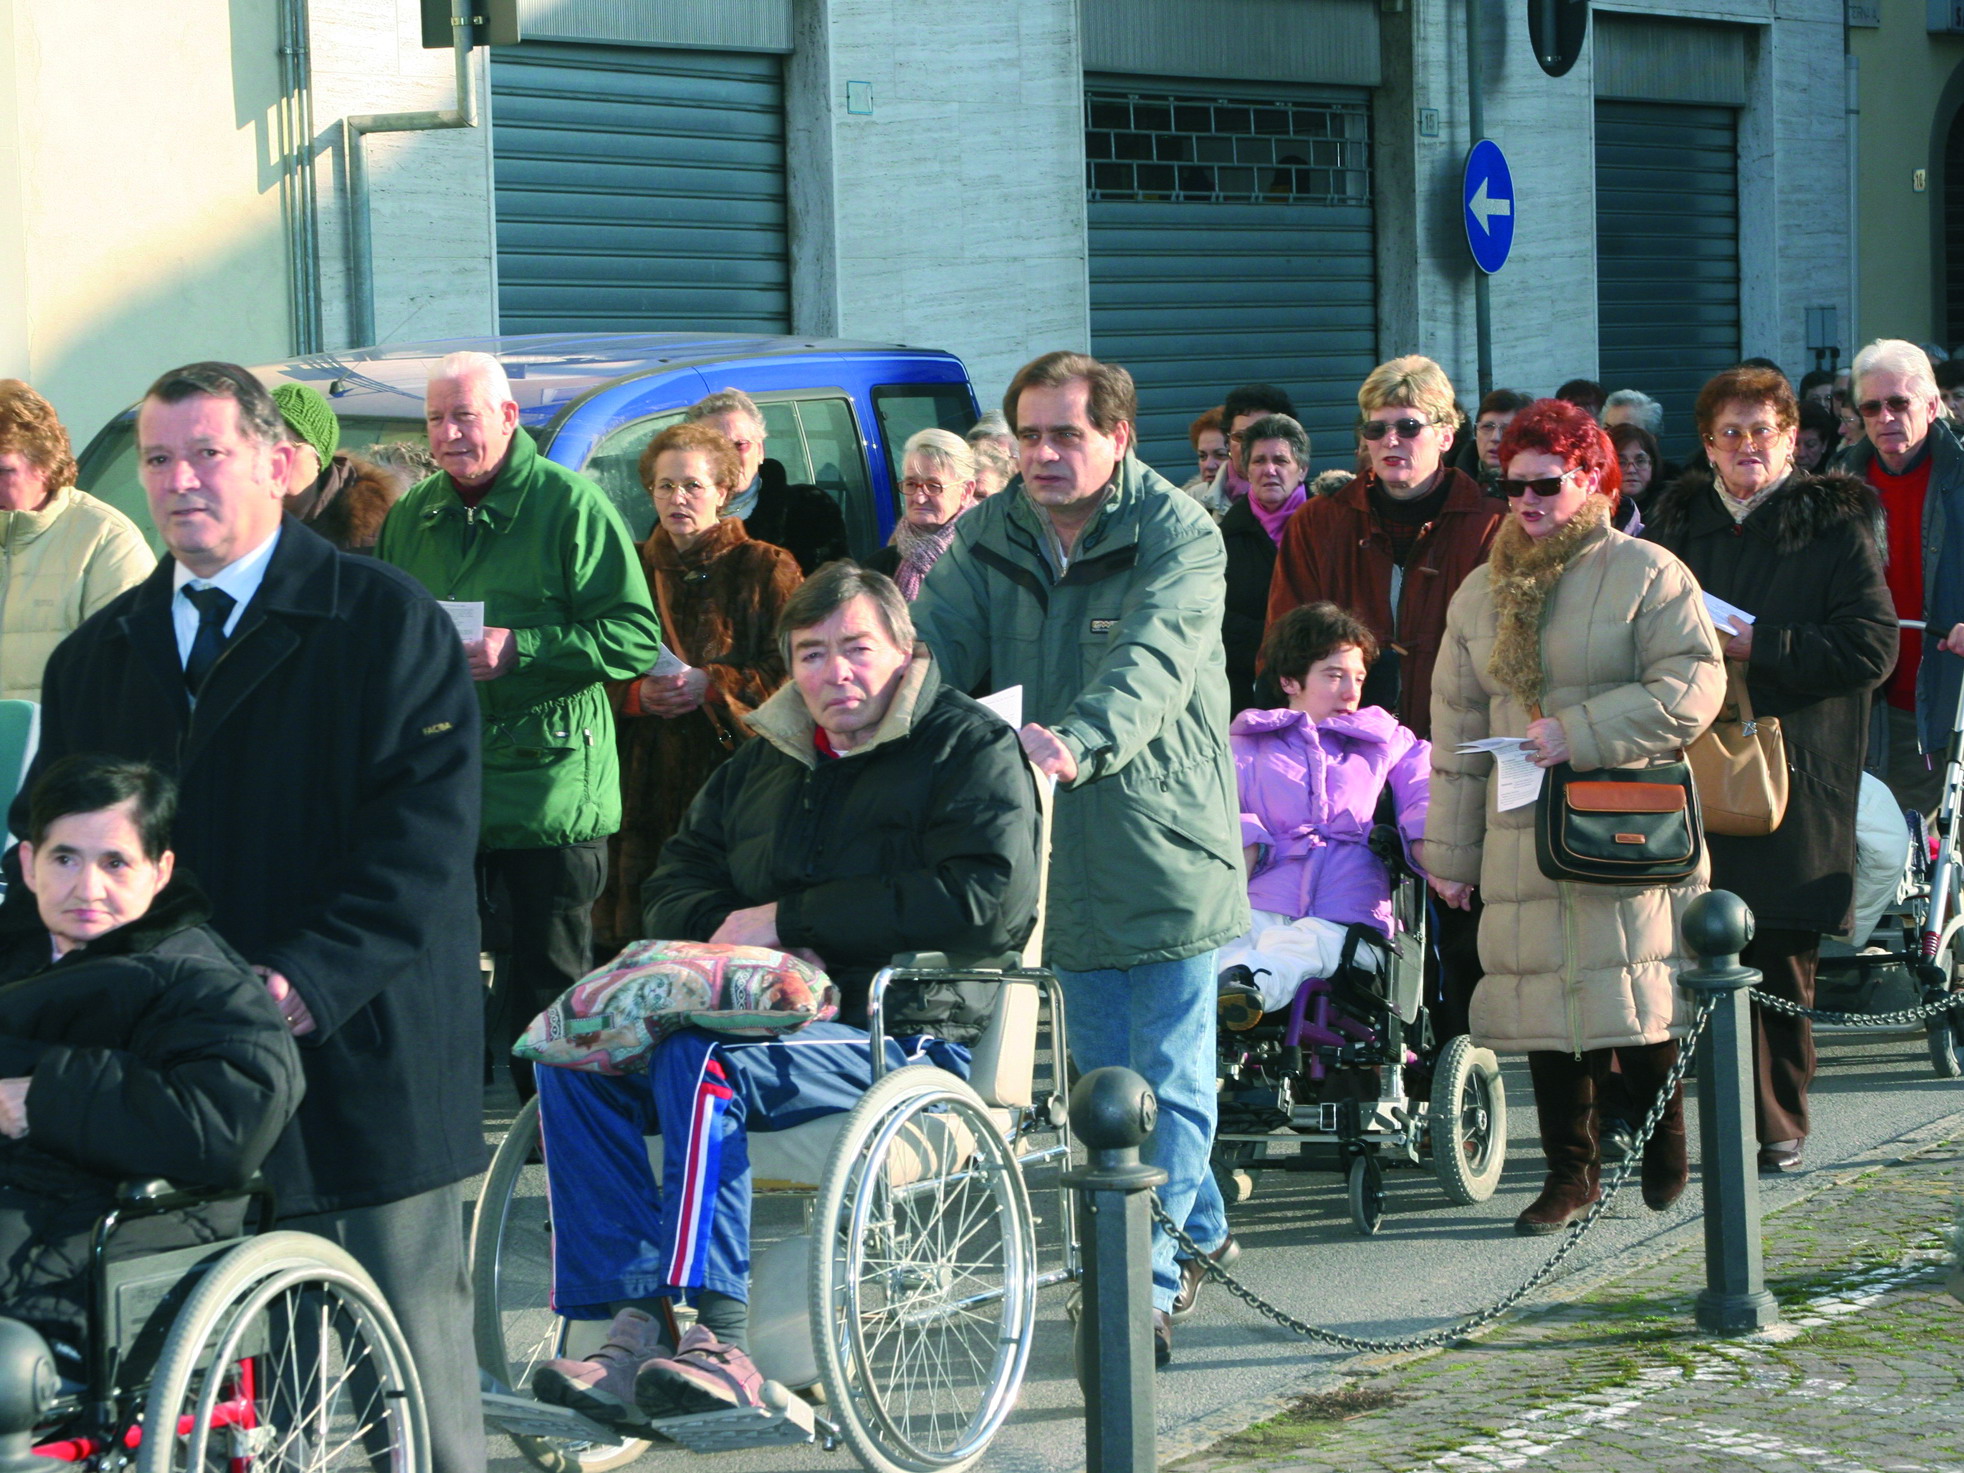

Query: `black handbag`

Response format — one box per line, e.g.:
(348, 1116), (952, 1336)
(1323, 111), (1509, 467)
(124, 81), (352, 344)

(1533, 756), (1705, 887)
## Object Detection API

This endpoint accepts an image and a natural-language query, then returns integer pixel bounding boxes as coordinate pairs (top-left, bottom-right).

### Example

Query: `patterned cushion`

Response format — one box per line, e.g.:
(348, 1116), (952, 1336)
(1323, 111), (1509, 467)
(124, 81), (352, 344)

(514, 940), (838, 1075)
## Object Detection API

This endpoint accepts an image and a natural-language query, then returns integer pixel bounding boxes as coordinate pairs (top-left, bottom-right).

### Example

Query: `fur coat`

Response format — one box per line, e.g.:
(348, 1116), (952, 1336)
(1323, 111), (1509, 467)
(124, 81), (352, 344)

(1426, 502), (1727, 1054)
(594, 518), (802, 952)
(285, 451), (405, 551)
(1645, 470), (1897, 935)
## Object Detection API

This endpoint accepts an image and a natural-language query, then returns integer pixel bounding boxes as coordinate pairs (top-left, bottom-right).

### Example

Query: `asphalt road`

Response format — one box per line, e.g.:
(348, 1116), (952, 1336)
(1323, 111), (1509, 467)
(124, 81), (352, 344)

(477, 1023), (1964, 1473)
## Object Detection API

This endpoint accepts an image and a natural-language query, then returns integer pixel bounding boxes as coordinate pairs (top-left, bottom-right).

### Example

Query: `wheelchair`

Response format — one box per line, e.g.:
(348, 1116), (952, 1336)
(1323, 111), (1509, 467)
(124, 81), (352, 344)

(472, 954), (1080, 1473)
(1212, 824), (1508, 1235)
(6, 1177), (428, 1473)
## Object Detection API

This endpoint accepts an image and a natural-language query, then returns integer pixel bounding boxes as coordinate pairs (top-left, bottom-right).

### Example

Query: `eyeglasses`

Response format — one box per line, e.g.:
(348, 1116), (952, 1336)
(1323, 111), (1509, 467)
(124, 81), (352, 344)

(651, 478), (718, 501)
(1620, 452), (1653, 469)
(1495, 469), (1578, 499)
(1706, 424), (1786, 448)
(902, 477), (957, 497)
(1857, 395), (1917, 420)
(1360, 417), (1434, 442)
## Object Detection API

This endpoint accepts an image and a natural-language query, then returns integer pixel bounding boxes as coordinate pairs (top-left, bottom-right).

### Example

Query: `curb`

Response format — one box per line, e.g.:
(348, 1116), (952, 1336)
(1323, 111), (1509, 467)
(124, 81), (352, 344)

(1138, 1104), (1964, 1472)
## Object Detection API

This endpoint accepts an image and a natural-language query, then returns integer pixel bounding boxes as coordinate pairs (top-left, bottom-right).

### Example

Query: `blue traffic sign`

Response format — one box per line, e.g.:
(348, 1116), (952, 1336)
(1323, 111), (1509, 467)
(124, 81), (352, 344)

(1463, 139), (1515, 275)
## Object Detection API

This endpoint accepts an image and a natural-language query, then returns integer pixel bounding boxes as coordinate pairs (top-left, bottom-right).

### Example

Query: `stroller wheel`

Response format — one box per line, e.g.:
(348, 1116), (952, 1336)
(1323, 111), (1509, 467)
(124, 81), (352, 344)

(1927, 1009), (1964, 1078)
(1347, 1155), (1386, 1235)
(1430, 1035), (1509, 1204)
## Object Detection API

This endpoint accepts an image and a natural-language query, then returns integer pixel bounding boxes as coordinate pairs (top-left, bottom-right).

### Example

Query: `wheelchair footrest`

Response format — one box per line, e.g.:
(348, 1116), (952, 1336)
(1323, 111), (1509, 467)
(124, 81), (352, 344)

(481, 1390), (627, 1446)
(648, 1382), (817, 1451)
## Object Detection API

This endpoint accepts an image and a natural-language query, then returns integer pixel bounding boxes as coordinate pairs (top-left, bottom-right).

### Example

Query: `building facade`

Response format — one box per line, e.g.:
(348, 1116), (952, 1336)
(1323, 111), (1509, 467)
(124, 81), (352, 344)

(0, 0), (1861, 468)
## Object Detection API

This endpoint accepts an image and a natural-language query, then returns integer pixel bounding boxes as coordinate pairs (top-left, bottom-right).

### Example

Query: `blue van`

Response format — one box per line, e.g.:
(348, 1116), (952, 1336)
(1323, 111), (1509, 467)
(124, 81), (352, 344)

(76, 332), (981, 557)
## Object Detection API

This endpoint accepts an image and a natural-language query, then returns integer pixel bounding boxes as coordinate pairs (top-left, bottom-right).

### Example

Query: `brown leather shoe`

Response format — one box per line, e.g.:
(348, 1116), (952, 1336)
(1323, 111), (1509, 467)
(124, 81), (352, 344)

(1152, 1309), (1173, 1368)
(1757, 1140), (1804, 1173)
(1514, 1174), (1602, 1236)
(1169, 1233), (1240, 1321)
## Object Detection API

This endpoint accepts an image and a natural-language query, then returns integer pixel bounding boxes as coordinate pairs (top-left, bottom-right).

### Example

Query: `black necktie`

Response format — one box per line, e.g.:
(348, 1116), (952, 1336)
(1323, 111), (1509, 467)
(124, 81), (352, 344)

(183, 585), (236, 694)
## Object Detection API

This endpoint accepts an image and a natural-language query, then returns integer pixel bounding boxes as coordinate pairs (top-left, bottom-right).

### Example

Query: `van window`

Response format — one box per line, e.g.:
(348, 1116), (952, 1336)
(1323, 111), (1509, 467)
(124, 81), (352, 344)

(77, 415), (429, 551)
(582, 395), (874, 552)
(872, 384), (976, 484)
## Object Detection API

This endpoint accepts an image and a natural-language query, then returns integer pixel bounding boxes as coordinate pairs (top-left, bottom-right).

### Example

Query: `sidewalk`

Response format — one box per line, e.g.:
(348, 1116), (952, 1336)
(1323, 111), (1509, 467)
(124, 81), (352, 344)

(1170, 1136), (1964, 1473)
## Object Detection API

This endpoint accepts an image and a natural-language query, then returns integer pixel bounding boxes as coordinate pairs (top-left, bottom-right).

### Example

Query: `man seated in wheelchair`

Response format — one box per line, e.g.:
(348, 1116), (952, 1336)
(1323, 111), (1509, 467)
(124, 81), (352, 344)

(0, 755), (302, 1353)
(1218, 602), (1467, 1022)
(531, 562), (1041, 1428)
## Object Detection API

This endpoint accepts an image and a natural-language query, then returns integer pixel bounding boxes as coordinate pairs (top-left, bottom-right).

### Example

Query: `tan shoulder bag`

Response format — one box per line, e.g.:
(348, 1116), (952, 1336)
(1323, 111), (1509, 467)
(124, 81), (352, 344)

(1686, 660), (1788, 837)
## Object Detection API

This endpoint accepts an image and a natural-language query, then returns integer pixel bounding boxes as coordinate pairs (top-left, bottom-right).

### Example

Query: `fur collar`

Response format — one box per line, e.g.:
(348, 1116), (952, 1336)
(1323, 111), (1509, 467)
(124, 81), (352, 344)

(1646, 468), (1881, 553)
(1485, 496), (1612, 712)
(646, 515), (749, 571)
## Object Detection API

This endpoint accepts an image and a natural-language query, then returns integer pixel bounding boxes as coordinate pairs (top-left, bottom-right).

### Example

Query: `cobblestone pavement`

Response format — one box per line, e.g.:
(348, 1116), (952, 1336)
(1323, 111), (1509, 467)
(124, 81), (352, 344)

(1171, 1139), (1964, 1473)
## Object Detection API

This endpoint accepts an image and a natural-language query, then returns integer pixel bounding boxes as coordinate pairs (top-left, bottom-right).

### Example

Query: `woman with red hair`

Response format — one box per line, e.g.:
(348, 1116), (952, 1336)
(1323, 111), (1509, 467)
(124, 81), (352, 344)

(1425, 399), (1727, 1235)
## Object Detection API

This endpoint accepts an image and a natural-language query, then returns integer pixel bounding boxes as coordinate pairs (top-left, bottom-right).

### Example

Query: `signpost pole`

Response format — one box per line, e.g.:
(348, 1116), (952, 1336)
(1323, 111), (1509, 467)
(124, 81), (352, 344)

(1467, 0), (1493, 397)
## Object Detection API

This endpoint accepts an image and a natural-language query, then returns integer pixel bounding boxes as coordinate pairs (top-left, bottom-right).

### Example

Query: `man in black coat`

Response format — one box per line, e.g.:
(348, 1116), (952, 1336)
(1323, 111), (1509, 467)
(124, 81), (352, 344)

(14, 363), (486, 1472)
(687, 389), (851, 571)
(0, 755), (302, 1346)
(528, 562), (1040, 1429)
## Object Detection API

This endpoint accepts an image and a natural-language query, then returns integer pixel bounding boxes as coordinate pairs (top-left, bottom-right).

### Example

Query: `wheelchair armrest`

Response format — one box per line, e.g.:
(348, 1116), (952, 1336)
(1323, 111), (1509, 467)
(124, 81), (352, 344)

(116, 1178), (178, 1206)
(1368, 823), (1411, 876)
(889, 951), (951, 971)
(106, 1173), (277, 1229)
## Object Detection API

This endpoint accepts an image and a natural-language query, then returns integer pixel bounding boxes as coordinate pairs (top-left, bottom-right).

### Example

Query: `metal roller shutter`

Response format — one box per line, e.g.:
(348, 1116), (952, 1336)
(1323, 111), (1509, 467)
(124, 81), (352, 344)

(1086, 79), (1376, 479)
(1595, 101), (1739, 459)
(491, 42), (789, 334)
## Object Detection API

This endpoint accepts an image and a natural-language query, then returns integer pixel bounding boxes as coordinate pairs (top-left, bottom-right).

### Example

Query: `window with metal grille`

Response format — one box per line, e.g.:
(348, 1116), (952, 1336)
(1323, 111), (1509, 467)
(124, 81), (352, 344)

(1085, 88), (1370, 205)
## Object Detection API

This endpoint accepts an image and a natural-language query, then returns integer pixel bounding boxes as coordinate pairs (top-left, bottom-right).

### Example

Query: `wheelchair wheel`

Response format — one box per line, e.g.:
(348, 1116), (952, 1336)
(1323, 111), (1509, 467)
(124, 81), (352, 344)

(810, 1064), (1036, 1473)
(137, 1231), (428, 1473)
(469, 1096), (650, 1473)
(1346, 1155), (1386, 1236)
(1430, 1035), (1508, 1205)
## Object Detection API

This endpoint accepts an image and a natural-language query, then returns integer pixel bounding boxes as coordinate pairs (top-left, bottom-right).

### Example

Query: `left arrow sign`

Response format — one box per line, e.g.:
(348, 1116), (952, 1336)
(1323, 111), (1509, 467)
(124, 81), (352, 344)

(1469, 177), (1512, 234)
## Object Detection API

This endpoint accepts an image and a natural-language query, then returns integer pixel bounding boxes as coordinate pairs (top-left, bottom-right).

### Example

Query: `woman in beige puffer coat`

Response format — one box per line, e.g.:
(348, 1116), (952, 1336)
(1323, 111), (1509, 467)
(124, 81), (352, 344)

(1426, 399), (1725, 1236)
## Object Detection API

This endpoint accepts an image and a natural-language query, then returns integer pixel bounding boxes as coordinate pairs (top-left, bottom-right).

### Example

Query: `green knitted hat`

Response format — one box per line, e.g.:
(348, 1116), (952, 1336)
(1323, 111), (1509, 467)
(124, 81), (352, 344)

(271, 382), (341, 465)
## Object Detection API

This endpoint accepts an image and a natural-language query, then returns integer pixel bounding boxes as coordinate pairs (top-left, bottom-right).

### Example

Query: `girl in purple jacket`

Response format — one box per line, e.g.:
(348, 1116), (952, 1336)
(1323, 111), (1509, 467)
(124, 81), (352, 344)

(1219, 602), (1466, 1014)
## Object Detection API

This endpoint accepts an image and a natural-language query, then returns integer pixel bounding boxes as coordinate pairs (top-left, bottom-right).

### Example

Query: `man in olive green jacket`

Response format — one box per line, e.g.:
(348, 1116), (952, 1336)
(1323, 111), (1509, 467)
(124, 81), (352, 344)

(912, 351), (1247, 1364)
(377, 352), (662, 1090)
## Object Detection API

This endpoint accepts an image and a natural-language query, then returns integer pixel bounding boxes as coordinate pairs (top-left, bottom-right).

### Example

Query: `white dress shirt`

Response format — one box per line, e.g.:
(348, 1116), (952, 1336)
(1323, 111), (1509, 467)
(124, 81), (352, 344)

(171, 527), (282, 669)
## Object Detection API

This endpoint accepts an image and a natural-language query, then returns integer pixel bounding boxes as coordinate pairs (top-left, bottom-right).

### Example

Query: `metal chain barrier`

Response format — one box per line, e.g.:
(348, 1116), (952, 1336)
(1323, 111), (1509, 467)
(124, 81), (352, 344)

(1150, 998), (1716, 1356)
(1751, 990), (1964, 1027)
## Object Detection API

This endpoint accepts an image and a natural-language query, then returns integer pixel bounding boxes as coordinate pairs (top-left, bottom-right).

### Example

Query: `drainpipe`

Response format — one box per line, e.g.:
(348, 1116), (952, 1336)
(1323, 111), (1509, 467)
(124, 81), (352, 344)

(341, 0), (479, 348)
(1846, 51), (1860, 353)
(1468, 0), (1493, 396)
(276, 0), (323, 354)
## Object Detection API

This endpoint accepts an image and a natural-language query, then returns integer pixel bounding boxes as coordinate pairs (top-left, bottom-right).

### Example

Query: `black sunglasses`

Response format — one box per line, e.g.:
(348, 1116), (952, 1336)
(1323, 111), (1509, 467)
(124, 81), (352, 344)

(1494, 471), (1576, 499)
(1360, 417), (1431, 441)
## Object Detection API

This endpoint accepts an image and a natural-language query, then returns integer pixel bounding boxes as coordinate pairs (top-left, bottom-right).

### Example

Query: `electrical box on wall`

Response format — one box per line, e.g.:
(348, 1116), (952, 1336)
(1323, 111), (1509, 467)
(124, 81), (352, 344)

(422, 0), (520, 49)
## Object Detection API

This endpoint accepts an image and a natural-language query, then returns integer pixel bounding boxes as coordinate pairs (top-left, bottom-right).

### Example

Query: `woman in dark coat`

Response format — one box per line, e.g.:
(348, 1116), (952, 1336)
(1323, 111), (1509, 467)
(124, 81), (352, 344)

(1646, 364), (1897, 1173)
(1220, 413), (1310, 711)
(865, 429), (981, 597)
(594, 422), (802, 954)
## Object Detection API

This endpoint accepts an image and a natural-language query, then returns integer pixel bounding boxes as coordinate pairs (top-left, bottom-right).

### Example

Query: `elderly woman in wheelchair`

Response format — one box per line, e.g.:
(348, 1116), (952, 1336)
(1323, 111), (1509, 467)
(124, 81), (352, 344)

(519, 566), (1042, 1443)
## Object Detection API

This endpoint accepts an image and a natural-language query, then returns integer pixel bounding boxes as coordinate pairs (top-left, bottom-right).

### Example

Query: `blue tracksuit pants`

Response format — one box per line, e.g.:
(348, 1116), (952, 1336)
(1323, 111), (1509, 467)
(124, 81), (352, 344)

(535, 1023), (970, 1316)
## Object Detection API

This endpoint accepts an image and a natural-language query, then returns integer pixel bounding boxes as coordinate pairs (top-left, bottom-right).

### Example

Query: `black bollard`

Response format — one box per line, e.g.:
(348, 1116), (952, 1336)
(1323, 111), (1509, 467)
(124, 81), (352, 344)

(1063, 1066), (1166, 1473)
(1680, 891), (1780, 1333)
(0, 1317), (59, 1472)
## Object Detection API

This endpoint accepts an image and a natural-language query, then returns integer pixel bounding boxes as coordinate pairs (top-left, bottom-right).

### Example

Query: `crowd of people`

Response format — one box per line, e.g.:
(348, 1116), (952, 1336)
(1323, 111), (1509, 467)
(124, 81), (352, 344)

(0, 328), (1954, 1456)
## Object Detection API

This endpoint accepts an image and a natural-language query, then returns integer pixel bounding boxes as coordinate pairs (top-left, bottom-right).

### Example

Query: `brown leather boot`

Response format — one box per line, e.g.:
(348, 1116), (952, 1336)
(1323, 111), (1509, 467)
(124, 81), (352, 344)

(1517, 1051), (1602, 1236)
(1620, 1040), (1689, 1211)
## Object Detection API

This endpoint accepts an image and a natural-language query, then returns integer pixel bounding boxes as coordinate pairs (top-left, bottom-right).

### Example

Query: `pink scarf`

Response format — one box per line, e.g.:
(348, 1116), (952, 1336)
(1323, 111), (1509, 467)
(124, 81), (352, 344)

(1249, 483), (1307, 544)
(890, 515), (963, 599)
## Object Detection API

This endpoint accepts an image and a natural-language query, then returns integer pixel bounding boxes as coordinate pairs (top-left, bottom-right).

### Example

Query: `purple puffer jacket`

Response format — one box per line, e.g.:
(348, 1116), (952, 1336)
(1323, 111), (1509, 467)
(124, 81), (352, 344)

(1232, 704), (1430, 936)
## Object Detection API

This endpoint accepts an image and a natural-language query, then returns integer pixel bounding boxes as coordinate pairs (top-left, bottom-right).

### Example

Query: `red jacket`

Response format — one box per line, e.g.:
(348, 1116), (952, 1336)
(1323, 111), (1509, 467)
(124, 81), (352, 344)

(1265, 469), (1503, 738)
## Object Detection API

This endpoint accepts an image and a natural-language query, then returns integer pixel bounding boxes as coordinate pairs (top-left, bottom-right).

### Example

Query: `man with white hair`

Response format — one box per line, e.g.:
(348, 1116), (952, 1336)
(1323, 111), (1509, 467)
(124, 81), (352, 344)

(378, 352), (663, 1090)
(1603, 388), (1663, 435)
(1839, 338), (1964, 812)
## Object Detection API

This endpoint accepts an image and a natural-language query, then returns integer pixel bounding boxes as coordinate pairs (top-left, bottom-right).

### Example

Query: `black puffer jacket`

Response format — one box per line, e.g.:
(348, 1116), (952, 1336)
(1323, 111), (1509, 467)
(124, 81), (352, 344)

(0, 879), (304, 1338)
(1645, 470), (1897, 934)
(748, 460), (851, 573)
(642, 649), (1042, 1036)
(1219, 496), (1277, 713)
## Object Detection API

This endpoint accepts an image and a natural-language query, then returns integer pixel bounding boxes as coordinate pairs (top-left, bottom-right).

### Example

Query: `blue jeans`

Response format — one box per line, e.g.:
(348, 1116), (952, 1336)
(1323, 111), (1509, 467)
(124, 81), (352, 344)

(1057, 952), (1227, 1312)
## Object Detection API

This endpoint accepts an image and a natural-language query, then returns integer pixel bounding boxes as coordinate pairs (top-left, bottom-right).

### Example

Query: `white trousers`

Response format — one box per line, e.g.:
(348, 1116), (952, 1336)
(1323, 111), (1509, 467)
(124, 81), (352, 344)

(1217, 909), (1353, 1011)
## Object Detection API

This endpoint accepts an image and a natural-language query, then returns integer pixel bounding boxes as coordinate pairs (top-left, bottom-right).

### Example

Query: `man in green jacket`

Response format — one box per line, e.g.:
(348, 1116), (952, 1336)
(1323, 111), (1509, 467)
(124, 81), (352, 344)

(377, 352), (662, 1092)
(912, 351), (1248, 1365)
